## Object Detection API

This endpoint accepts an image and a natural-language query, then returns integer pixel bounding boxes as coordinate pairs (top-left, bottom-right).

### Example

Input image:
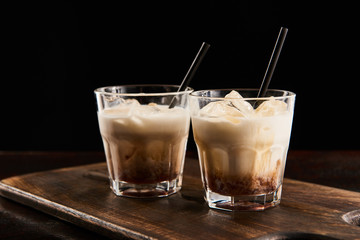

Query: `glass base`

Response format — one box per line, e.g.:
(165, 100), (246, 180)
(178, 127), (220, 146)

(109, 176), (182, 198)
(205, 184), (282, 211)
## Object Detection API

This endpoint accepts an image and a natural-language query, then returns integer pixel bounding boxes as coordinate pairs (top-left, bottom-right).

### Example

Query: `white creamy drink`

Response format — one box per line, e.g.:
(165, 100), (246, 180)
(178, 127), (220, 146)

(98, 99), (190, 186)
(191, 91), (293, 196)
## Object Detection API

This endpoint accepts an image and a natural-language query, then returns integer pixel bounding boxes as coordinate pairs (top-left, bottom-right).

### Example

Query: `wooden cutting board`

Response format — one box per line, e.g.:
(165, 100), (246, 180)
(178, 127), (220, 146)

(0, 158), (359, 240)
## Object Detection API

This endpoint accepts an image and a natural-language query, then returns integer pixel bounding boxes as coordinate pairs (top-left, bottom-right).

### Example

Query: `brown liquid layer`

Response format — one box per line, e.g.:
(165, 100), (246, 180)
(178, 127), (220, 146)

(204, 159), (282, 195)
(205, 173), (279, 195)
(118, 162), (179, 184)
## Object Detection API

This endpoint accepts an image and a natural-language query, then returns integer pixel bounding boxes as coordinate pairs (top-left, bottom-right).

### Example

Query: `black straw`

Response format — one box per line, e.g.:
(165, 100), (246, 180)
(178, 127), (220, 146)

(169, 42), (211, 108)
(257, 27), (288, 98)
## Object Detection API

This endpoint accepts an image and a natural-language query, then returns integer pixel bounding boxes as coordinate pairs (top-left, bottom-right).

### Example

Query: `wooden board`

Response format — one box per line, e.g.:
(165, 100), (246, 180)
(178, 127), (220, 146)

(0, 158), (360, 240)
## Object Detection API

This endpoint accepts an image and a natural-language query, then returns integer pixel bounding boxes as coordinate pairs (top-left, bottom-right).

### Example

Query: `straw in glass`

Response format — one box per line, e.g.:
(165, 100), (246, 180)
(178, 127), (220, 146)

(257, 27), (288, 98)
(169, 42), (211, 108)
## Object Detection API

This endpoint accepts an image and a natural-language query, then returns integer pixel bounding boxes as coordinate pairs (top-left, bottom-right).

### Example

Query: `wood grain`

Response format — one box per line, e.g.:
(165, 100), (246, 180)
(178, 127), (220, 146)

(0, 158), (359, 240)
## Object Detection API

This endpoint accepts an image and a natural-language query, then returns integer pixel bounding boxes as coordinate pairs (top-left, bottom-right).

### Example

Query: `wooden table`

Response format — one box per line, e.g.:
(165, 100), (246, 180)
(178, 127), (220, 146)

(0, 150), (359, 239)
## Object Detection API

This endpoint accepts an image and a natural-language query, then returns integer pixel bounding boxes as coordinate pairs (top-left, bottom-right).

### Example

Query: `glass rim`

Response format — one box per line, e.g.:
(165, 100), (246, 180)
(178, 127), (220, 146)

(94, 84), (194, 97)
(190, 88), (296, 101)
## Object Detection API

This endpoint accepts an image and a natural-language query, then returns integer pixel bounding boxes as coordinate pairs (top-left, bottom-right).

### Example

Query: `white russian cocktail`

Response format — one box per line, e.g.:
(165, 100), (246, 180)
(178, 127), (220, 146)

(190, 89), (295, 210)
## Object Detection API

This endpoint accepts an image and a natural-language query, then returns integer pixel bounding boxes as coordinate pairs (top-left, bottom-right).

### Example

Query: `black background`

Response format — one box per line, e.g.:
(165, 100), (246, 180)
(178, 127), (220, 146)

(2, 1), (359, 151)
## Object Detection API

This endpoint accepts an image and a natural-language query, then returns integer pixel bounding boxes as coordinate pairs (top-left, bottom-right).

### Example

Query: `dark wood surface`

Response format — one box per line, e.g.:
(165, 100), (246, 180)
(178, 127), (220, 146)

(1, 161), (360, 240)
(0, 150), (359, 239)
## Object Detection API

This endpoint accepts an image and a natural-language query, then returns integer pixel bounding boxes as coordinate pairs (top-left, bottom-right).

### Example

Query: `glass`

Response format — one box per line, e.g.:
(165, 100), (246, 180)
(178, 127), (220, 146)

(95, 85), (193, 198)
(190, 89), (296, 211)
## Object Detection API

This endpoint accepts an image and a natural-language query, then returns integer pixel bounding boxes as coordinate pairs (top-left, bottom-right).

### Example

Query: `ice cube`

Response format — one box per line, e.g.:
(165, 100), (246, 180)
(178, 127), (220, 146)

(147, 102), (161, 112)
(224, 90), (242, 99)
(124, 99), (140, 107)
(224, 90), (254, 117)
(135, 103), (163, 116)
(119, 98), (140, 116)
(255, 97), (287, 116)
(104, 96), (124, 108)
(102, 98), (140, 117)
(200, 101), (245, 118)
